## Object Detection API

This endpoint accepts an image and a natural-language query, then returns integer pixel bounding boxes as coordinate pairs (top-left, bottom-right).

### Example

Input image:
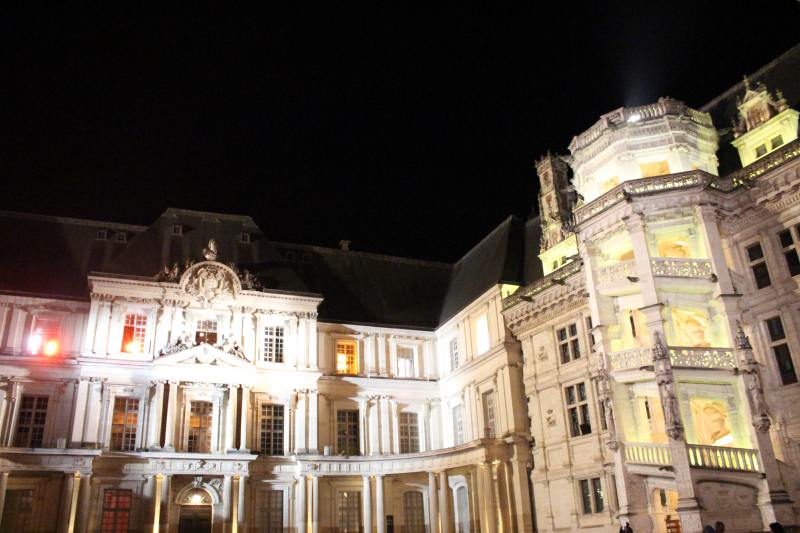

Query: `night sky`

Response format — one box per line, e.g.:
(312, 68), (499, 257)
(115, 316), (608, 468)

(2, 4), (799, 262)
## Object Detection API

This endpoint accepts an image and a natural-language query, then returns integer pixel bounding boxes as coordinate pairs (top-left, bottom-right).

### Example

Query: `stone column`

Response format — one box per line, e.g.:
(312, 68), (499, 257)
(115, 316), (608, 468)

(226, 385), (239, 452)
(428, 471), (439, 533)
(152, 473), (165, 533)
(438, 471), (451, 533)
(625, 214), (659, 304)
(81, 379), (103, 447)
(148, 381), (165, 449)
(478, 464), (497, 533)
(163, 381), (179, 451)
(74, 473), (92, 533)
(307, 390), (318, 454)
(375, 475), (385, 533)
(363, 475), (373, 533)
(0, 472), (8, 525)
(311, 475), (320, 533)
(296, 475), (307, 533)
(57, 472), (81, 533)
(231, 475), (240, 533)
(467, 469), (481, 533)
(239, 385), (251, 452)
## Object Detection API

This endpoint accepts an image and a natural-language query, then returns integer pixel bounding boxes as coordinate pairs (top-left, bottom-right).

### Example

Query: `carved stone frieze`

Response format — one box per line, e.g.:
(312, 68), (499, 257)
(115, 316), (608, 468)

(180, 261), (242, 307)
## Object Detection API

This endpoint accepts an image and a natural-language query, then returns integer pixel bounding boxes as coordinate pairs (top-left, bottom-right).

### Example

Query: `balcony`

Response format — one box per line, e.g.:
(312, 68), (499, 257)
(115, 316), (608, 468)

(595, 260), (637, 285)
(651, 258), (713, 279)
(607, 346), (736, 371)
(624, 442), (761, 473)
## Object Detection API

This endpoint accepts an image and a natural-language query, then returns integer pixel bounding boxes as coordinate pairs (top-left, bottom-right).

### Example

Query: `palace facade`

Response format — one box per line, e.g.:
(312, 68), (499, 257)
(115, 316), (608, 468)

(1, 46), (799, 533)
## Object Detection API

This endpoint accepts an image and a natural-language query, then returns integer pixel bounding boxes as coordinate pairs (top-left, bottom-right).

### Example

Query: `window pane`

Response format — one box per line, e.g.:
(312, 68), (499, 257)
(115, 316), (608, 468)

(592, 478), (604, 512)
(260, 404), (284, 456)
(577, 382), (587, 401)
(569, 407), (580, 437)
(337, 410), (359, 455)
(773, 344), (798, 385)
(785, 250), (800, 277)
(766, 317), (786, 341)
(752, 263), (771, 289)
(779, 230), (794, 248)
(566, 386), (575, 405)
(403, 492), (425, 533)
(747, 244), (764, 261)
(579, 479), (592, 514)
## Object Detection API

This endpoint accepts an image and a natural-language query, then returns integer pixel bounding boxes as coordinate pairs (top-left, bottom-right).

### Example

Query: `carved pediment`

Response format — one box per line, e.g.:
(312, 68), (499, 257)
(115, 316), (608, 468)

(155, 344), (251, 367)
(179, 261), (242, 307)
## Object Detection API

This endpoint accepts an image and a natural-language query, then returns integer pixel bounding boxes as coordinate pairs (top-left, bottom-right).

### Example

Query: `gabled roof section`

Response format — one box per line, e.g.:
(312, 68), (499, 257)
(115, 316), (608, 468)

(438, 216), (527, 324)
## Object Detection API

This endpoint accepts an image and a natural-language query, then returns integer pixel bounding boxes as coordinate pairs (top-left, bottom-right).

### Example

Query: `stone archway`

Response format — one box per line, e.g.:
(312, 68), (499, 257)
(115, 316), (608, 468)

(175, 478), (222, 533)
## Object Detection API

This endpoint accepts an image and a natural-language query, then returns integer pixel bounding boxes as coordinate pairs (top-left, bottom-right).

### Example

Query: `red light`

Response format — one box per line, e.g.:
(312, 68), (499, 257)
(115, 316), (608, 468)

(43, 340), (59, 356)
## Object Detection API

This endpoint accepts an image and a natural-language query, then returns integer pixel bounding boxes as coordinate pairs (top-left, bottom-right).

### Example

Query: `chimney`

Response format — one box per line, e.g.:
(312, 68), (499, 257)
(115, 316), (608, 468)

(339, 240), (351, 251)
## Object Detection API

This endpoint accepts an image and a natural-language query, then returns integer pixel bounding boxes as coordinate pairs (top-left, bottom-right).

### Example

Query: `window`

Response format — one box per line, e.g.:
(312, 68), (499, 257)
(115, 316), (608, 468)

(96, 229), (108, 240)
(263, 326), (285, 363)
(14, 395), (48, 447)
(195, 320), (218, 345)
(116, 232), (127, 243)
(336, 491), (361, 533)
(122, 314), (147, 353)
(0, 489), (33, 532)
(110, 397), (139, 451)
(452, 405), (464, 445)
(239, 232), (251, 244)
(765, 317), (798, 385)
(449, 337), (460, 371)
(771, 135), (784, 149)
(558, 323), (581, 364)
(259, 404), (284, 456)
(586, 316), (596, 352)
(336, 340), (358, 374)
(475, 314), (490, 354)
(397, 347), (415, 378)
(27, 316), (60, 356)
(579, 478), (605, 514)
(399, 412), (420, 453)
(755, 144), (768, 158)
(482, 391), (496, 438)
(100, 489), (132, 533)
(565, 383), (592, 437)
(258, 490), (283, 533)
(337, 410), (359, 455)
(746, 243), (771, 289)
(187, 401), (213, 453)
(402, 491), (425, 533)
(639, 160), (670, 178)
(778, 227), (800, 277)
(171, 224), (183, 236)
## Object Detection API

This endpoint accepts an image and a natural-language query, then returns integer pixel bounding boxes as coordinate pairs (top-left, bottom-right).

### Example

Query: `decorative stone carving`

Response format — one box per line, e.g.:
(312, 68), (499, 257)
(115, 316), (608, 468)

(596, 362), (619, 450)
(203, 239), (219, 261)
(652, 332), (684, 440)
(180, 261), (242, 307)
(736, 324), (770, 432)
(218, 335), (247, 360)
(159, 333), (194, 356)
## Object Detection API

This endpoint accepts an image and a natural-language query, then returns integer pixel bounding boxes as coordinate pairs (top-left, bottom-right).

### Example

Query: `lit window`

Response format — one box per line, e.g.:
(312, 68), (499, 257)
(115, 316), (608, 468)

(259, 404), (284, 456)
(557, 323), (581, 364)
(14, 395), (48, 447)
(336, 410), (359, 455)
(397, 347), (414, 378)
(110, 397), (139, 451)
(101, 489), (132, 533)
(336, 340), (358, 374)
(171, 224), (183, 236)
(96, 229), (108, 240)
(122, 314), (147, 353)
(765, 317), (798, 385)
(402, 492), (425, 533)
(475, 314), (490, 355)
(187, 401), (213, 453)
(452, 405), (464, 445)
(746, 243), (771, 289)
(565, 383), (592, 437)
(195, 320), (218, 345)
(259, 490), (283, 533)
(449, 337), (460, 371)
(263, 326), (285, 363)
(336, 491), (361, 533)
(639, 160), (670, 178)
(27, 317), (60, 356)
(482, 390), (496, 438)
(771, 135), (784, 150)
(777, 227), (800, 277)
(399, 412), (420, 453)
(579, 478), (605, 514)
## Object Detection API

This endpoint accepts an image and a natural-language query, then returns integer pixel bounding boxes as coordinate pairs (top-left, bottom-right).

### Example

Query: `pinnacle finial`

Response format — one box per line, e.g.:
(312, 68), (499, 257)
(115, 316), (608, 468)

(743, 75), (751, 91)
(736, 322), (753, 350)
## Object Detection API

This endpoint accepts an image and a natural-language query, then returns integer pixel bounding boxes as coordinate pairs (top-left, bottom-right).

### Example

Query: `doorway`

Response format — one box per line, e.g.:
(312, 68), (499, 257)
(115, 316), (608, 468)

(179, 504), (212, 533)
(651, 489), (679, 533)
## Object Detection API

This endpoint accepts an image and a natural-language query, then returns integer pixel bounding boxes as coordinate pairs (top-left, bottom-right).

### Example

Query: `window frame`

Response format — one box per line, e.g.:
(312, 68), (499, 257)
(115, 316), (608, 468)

(262, 325), (285, 364)
(482, 390), (496, 438)
(399, 411), (420, 453)
(745, 241), (772, 290)
(474, 314), (490, 355)
(26, 316), (61, 356)
(777, 225), (800, 278)
(187, 400), (214, 453)
(121, 313), (148, 354)
(14, 394), (49, 448)
(565, 382), (592, 437)
(557, 323), (581, 364)
(100, 488), (133, 533)
(764, 316), (798, 385)
(110, 396), (140, 452)
(578, 477), (605, 514)
(396, 346), (415, 378)
(335, 339), (359, 375)
(259, 403), (285, 456)
(452, 404), (465, 445)
(336, 409), (360, 455)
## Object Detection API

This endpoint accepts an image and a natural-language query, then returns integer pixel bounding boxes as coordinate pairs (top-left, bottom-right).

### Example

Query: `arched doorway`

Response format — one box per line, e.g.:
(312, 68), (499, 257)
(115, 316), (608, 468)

(178, 487), (213, 533)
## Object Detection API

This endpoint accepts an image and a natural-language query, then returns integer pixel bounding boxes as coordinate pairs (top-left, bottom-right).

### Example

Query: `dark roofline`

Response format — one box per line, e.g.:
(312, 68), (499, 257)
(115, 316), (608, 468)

(452, 214), (522, 267)
(701, 42), (800, 112)
(0, 289), (89, 303)
(271, 241), (452, 269)
(0, 209), (147, 232)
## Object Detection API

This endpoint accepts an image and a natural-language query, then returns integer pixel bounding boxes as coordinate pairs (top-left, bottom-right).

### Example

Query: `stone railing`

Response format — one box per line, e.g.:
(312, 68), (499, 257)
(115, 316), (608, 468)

(651, 258), (714, 279)
(687, 444), (760, 473)
(573, 171), (713, 225)
(624, 442), (672, 466)
(608, 348), (652, 370)
(502, 259), (583, 309)
(595, 260), (637, 284)
(727, 137), (800, 188)
(669, 347), (737, 370)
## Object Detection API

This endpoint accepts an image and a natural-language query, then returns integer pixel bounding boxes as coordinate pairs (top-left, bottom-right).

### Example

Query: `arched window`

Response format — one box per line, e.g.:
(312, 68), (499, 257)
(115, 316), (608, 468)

(455, 486), (470, 533)
(402, 491), (424, 533)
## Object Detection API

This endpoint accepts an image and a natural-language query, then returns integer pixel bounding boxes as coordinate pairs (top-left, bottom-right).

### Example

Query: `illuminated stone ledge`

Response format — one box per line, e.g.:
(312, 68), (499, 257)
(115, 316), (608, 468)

(651, 258), (713, 278)
(595, 260), (637, 284)
(608, 346), (736, 371)
(608, 348), (652, 370)
(730, 137), (800, 187)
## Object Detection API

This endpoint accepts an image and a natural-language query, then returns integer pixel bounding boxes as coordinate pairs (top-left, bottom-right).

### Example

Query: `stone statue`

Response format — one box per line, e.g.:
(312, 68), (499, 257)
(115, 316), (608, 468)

(203, 239), (219, 261)
(652, 332), (684, 439)
(167, 262), (181, 282)
(241, 269), (262, 291)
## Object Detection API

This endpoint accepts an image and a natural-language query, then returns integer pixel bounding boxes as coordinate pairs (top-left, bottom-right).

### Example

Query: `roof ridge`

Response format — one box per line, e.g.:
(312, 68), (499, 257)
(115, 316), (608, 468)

(452, 214), (520, 267)
(0, 209), (147, 232)
(270, 241), (452, 268)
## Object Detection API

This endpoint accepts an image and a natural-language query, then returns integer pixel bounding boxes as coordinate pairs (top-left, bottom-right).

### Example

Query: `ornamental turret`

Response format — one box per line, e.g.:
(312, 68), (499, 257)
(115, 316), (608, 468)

(536, 153), (578, 275)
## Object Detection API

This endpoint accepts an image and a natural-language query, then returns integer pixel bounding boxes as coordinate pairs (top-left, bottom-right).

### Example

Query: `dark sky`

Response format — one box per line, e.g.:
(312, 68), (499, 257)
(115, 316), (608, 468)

(2, 4), (799, 262)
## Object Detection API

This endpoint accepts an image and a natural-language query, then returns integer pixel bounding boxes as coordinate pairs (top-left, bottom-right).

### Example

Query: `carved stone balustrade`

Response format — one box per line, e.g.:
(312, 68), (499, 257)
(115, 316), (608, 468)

(623, 442), (672, 466)
(668, 347), (737, 370)
(651, 258), (713, 278)
(687, 444), (760, 472)
(595, 260), (637, 285)
(608, 348), (652, 370)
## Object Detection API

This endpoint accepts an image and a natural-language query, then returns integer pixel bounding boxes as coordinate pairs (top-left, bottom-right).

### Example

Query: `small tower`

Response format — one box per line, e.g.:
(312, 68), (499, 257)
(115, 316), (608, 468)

(731, 77), (798, 167)
(536, 153), (579, 275)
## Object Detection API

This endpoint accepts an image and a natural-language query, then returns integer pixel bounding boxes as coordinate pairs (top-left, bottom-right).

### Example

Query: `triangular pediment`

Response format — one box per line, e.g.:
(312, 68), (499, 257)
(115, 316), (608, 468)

(154, 344), (252, 367)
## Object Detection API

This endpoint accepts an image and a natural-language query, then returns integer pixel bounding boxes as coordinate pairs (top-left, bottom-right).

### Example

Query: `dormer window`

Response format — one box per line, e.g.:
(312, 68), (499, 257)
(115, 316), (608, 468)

(239, 233), (251, 244)
(171, 224), (183, 236)
(28, 317), (60, 356)
(96, 229), (108, 240)
(771, 135), (784, 149)
(755, 144), (767, 158)
(116, 232), (128, 243)
(122, 314), (147, 353)
(195, 320), (218, 345)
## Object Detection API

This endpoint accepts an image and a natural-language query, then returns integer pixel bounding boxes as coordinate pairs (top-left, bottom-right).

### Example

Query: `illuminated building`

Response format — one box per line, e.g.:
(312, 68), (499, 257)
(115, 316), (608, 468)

(0, 45), (798, 533)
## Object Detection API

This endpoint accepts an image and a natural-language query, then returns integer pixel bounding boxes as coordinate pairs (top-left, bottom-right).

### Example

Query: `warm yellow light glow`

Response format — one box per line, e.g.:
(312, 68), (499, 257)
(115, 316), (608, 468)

(190, 493), (203, 505)
(125, 341), (142, 354)
(43, 340), (59, 356)
(28, 334), (42, 354)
